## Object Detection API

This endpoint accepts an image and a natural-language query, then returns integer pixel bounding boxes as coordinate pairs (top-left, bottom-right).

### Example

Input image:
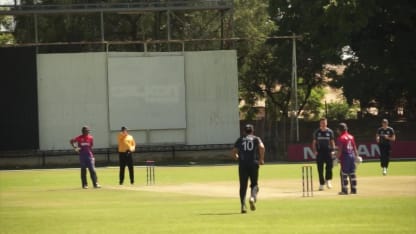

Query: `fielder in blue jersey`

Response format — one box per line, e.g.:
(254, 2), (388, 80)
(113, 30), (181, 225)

(232, 124), (265, 214)
(376, 119), (396, 175)
(312, 118), (336, 191)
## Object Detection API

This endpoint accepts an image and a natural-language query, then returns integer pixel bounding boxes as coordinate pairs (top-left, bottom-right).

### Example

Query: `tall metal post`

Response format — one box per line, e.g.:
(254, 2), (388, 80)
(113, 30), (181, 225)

(220, 10), (224, 49)
(290, 33), (299, 142)
(167, 9), (171, 51)
(100, 11), (105, 42)
(34, 13), (39, 53)
(34, 14), (38, 43)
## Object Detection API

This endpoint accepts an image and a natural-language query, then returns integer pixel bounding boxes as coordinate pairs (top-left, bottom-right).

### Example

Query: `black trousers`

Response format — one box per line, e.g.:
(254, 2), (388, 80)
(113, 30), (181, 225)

(238, 163), (259, 205)
(316, 151), (333, 185)
(379, 144), (391, 168)
(119, 152), (134, 184)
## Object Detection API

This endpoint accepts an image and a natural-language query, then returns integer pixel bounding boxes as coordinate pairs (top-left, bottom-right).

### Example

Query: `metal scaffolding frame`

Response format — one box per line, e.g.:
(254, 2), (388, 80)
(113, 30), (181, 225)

(0, 1), (233, 15)
(0, 0), (234, 46)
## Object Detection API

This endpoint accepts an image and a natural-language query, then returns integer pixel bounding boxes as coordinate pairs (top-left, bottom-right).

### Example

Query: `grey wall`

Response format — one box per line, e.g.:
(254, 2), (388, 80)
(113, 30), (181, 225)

(108, 53), (186, 130)
(37, 51), (239, 150)
(37, 53), (109, 150)
(185, 50), (240, 145)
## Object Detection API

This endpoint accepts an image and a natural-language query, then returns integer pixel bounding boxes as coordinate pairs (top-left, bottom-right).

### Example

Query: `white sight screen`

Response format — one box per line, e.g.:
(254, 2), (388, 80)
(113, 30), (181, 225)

(108, 55), (186, 130)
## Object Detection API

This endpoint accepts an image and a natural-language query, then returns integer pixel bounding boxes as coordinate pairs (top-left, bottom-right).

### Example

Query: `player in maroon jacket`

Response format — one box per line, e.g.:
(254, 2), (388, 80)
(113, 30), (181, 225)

(70, 126), (100, 189)
(336, 123), (359, 195)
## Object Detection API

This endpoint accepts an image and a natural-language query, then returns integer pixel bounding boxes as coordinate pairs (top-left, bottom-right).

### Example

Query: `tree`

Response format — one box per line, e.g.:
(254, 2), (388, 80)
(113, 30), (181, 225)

(233, 0), (277, 120)
(0, 14), (14, 45)
(241, 1), (345, 120)
(267, 0), (415, 120)
(333, 0), (416, 119)
(326, 101), (356, 121)
(265, 0), (416, 121)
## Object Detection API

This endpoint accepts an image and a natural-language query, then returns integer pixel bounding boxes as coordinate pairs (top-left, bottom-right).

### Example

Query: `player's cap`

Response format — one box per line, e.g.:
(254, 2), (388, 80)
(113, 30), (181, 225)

(121, 126), (128, 131)
(338, 123), (348, 131)
(244, 124), (254, 133)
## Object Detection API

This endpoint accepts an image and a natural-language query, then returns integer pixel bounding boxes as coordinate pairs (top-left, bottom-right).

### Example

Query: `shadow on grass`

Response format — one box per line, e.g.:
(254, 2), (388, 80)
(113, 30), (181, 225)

(199, 212), (241, 216)
(43, 187), (92, 192)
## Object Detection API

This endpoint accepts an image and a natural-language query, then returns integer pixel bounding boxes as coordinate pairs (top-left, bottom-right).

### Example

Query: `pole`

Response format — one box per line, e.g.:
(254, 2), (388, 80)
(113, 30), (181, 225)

(100, 11), (105, 42)
(325, 100), (328, 118)
(167, 9), (171, 51)
(34, 14), (38, 44)
(293, 33), (299, 142)
(290, 33), (299, 142)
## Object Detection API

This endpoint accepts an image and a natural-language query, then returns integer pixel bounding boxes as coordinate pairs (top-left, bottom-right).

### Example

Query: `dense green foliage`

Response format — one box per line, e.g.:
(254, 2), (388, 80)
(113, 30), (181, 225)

(337, 1), (416, 119)
(267, 0), (416, 119)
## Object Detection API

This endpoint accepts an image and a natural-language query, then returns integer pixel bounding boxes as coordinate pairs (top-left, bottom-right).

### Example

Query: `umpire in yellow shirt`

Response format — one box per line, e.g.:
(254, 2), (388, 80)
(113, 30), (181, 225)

(118, 126), (136, 185)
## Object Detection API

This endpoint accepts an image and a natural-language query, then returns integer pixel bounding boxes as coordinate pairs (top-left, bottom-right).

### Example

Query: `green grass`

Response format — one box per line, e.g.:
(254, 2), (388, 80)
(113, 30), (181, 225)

(1, 161), (415, 234)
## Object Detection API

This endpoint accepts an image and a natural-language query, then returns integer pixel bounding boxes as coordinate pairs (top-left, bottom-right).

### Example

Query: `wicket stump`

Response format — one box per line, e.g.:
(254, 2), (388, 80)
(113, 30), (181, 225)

(146, 160), (155, 185)
(302, 165), (313, 197)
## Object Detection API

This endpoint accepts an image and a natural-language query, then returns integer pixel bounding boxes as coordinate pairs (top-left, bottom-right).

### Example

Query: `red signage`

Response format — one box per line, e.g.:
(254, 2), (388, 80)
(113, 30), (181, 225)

(288, 141), (416, 162)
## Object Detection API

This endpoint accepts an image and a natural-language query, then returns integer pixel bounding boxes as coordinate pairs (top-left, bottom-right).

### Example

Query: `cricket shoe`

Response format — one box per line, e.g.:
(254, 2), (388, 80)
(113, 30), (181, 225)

(382, 168), (387, 176)
(82, 185), (88, 189)
(319, 185), (325, 191)
(249, 197), (256, 211)
(94, 184), (101, 189)
(241, 204), (247, 214)
(326, 180), (333, 189)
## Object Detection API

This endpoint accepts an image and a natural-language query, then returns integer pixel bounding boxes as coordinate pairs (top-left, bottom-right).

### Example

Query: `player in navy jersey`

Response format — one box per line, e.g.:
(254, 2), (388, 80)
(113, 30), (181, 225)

(232, 124), (265, 214)
(376, 119), (396, 175)
(312, 118), (336, 190)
